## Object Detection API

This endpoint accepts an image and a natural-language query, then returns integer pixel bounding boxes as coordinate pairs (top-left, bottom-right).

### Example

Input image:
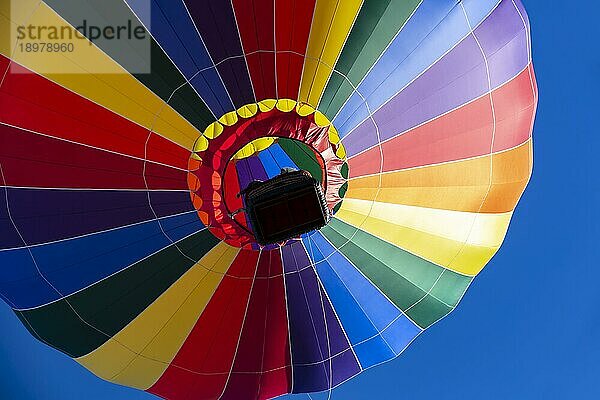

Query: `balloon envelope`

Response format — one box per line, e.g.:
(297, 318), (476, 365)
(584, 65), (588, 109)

(0, 0), (537, 399)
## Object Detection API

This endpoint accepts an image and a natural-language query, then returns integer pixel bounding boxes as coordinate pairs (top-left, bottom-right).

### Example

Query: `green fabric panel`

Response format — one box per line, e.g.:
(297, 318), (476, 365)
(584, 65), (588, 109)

(327, 218), (440, 288)
(44, 0), (214, 131)
(430, 270), (472, 307)
(321, 218), (472, 328)
(319, 0), (421, 119)
(278, 139), (323, 183)
(16, 298), (104, 359)
(404, 294), (452, 328)
(339, 182), (348, 198)
(164, 79), (214, 131)
(16, 230), (220, 358)
(327, 217), (472, 303)
(340, 163), (349, 179)
(137, 43), (214, 130)
(333, 202), (343, 214)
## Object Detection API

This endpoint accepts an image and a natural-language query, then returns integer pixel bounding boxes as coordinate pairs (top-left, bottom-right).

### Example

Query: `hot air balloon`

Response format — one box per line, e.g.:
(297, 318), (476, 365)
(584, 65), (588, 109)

(0, 0), (537, 399)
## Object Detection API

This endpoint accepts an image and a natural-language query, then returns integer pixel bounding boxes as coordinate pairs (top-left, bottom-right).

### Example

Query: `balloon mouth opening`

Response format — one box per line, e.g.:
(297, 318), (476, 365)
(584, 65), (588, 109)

(186, 100), (349, 248)
(225, 140), (331, 247)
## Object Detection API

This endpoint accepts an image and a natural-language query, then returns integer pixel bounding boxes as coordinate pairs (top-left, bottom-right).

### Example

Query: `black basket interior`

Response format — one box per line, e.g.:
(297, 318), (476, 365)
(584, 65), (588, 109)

(242, 170), (330, 245)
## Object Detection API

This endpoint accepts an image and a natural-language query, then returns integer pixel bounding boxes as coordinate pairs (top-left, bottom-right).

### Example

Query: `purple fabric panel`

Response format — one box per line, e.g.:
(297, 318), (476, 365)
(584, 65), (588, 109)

(474, 0), (529, 88)
(149, 190), (195, 216)
(245, 155), (269, 181)
(513, 0), (531, 29)
(236, 156), (269, 249)
(235, 156), (268, 190)
(183, 0), (255, 106)
(331, 348), (362, 387)
(282, 241), (328, 365)
(235, 158), (252, 192)
(281, 241), (358, 392)
(234, 158), (255, 240)
(1, 189), (192, 248)
(0, 187), (21, 249)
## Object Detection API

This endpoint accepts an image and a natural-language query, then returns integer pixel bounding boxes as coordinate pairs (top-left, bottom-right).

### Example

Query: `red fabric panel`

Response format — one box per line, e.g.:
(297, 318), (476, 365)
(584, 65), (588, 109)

(0, 55), (189, 170)
(0, 124), (186, 190)
(491, 64), (537, 153)
(145, 162), (189, 191)
(348, 66), (537, 178)
(223, 159), (248, 228)
(221, 249), (291, 400)
(275, 0), (316, 99)
(232, 0), (277, 100)
(253, 249), (291, 399)
(149, 250), (260, 400)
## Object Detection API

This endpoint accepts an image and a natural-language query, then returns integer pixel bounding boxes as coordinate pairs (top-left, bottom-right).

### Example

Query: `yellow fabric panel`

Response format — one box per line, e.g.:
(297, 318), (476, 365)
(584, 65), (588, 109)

(0, 1), (199, 150)
(299, 0), (363, 107)
(236, 103), (258, 118)
(76, 243), (240, 390)
(346, 140), (533, 213)
(233, 137), (276, 159)
(336, 198), (513, 275)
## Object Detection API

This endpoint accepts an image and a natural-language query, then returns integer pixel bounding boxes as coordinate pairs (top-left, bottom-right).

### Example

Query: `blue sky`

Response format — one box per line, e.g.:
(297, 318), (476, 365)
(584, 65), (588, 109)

(1, 1), (598, 399)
